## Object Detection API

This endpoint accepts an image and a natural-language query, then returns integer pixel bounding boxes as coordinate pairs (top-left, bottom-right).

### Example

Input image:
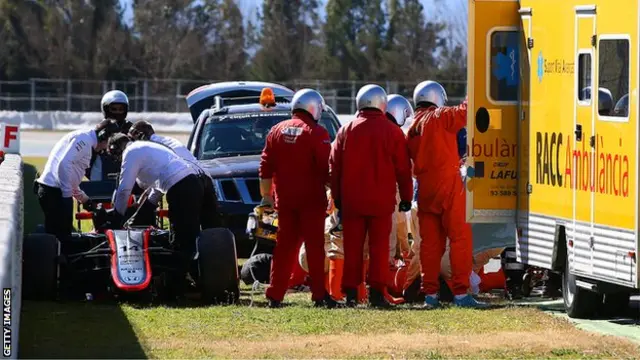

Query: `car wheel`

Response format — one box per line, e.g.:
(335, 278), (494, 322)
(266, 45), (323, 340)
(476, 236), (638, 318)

(562, 256), (601, 319)
(23, 233), (59, 301)
(197, 228), (240, 305)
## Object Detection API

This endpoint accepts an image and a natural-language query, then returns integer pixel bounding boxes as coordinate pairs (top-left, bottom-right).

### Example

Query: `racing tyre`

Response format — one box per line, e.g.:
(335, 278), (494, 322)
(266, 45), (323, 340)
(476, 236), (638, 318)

(197, 228), (240, 305)
(23, 233), (58, 300)
(562, 257), (601, 319)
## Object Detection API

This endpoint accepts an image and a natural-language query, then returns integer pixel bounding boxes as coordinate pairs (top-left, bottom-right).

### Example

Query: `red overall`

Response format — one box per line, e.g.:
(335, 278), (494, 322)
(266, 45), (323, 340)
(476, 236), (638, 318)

(407, 101), (472, 296)
(329, 109), (413, 293)
(260, 112), (331, 302)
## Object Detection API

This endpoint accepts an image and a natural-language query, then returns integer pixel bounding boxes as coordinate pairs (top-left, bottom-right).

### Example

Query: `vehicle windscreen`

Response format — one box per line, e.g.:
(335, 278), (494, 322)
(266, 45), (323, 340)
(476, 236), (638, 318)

(197, 111), (339, 160)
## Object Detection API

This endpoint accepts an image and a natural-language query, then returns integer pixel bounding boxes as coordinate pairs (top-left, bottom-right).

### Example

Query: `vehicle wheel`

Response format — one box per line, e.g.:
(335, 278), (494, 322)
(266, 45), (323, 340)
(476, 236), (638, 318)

(522, 272), (533, 297)
(197, 228), (240, 305)
(22, 233), (58, 301)
(601, 292), (631, 317)
(562, 257), (601, 319)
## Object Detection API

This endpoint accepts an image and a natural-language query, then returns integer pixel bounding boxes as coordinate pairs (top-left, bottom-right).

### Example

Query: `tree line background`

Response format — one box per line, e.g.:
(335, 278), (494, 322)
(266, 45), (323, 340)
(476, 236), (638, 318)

(0, 0), (468, 112)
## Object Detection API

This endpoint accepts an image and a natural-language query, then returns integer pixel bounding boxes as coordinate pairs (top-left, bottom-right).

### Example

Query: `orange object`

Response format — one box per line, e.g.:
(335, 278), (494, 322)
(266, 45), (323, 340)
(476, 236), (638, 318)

(408, 103), (472, 297)
(389, 263), (409, 297)
(383, 287), (405, 305)
(357, 258), (370, 304)
(259, 88), (276, 107)
(328, 258), (345, 300)
(478, 268), (506, 293)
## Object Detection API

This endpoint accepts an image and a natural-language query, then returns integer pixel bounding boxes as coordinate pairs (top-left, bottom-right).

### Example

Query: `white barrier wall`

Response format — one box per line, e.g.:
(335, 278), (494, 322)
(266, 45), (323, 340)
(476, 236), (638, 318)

(0, 154), (23, 359)
(0, 111), (357, 133)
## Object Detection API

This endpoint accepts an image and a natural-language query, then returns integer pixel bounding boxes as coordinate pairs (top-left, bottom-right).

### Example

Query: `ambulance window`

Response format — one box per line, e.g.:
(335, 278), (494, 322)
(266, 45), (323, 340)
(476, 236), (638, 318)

(598, 38), (629, 118)
(489, 30), (519, 102)
(577, 54), (592, 102)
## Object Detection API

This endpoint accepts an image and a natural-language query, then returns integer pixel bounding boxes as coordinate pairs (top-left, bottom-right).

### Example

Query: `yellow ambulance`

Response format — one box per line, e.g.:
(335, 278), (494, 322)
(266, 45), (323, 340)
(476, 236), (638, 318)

(466, 0), (638, 318)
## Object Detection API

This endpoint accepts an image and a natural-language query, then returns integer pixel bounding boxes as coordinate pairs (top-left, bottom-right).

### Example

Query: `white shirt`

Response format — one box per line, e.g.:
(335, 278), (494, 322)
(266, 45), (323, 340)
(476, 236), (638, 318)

(37, 128), (97, 202)
(150, 134), (197, 164)
(145, 134), (209, 205)
(114, 141), (198, 215)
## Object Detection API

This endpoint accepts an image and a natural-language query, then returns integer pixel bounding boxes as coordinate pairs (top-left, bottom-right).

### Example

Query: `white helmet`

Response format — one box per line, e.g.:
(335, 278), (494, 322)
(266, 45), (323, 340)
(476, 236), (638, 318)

(356, 84), (387, 113)
(101, 90), (129, 122)
(386, 94), (414, 127)
(413, 80), (448, 108)
(291, 88), (325, 121)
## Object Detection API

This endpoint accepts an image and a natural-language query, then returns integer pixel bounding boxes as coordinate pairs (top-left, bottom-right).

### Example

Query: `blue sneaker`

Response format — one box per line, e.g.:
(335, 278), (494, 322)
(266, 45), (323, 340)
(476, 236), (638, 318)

(423, 295), (441, 309)
(453, 294), (489, 309)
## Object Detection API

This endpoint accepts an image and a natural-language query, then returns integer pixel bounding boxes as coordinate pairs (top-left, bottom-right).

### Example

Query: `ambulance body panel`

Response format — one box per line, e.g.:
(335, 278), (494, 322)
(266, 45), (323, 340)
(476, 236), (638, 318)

(467, 0), (639, 317)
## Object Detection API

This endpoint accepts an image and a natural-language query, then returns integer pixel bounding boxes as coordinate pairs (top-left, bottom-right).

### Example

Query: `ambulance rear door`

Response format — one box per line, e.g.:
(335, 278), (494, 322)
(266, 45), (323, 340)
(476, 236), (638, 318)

(466, 0), (522, 223)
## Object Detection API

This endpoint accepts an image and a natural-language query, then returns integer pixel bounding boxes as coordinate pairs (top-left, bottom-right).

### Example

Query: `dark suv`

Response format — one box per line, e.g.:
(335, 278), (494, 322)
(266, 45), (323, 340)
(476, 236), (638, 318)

(185, 81), (341, 257)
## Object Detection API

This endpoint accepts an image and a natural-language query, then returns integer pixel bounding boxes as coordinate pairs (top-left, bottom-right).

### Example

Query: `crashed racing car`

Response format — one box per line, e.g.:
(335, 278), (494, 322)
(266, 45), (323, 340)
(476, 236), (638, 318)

(22, 180), (240, 304)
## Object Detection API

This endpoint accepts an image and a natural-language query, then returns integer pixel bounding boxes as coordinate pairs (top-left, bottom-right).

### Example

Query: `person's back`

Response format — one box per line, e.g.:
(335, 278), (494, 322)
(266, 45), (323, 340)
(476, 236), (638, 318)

(262, 115), (329, 211)
(409, 105), (466, 182)
(40, 129), (85, 186)
(150, 134), (197, 163)
(338, 110), (408, 216)
(118, 141), (195, 195)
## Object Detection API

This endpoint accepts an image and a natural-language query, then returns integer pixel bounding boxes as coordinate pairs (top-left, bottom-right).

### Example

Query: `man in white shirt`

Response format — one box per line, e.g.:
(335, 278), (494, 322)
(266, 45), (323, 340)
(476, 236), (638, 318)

(107, 133), (205, 285)
(128, 120), (219, 229)
(36, 119), (120, 242)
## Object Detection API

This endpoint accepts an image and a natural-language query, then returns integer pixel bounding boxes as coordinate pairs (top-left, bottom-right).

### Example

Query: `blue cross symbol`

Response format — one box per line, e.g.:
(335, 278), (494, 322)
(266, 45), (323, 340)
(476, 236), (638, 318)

(537, 51), (544, 83)
(493, 46), (520, 87)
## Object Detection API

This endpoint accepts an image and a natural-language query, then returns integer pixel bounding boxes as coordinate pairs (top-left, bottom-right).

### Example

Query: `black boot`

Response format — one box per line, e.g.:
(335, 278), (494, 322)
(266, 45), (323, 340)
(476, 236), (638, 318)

(314, 293), (341, 309)
(369, 288), (394, 309)
(345, 288), (358, 308)
(267, 297), (282, 308)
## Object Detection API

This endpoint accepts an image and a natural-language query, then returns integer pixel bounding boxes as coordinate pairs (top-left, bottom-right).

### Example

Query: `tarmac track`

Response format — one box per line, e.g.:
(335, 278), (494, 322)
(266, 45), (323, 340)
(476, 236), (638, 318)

(18, 131), (640, 345)
(20, 130), (190, 157)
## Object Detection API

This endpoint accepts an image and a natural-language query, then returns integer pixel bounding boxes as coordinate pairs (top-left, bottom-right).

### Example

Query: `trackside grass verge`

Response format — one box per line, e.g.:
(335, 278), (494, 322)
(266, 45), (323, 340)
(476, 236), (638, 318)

(20, 291), (640, 359)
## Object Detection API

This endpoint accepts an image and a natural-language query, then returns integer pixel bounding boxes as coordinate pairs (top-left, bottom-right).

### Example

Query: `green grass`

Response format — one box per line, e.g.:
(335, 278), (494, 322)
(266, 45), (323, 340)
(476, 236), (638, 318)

(19, 157), (640, 359)
(19, 291), (640, 359)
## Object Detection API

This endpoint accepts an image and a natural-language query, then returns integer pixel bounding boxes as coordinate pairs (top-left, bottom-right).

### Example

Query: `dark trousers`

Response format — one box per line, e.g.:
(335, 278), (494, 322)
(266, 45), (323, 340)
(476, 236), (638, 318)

(166, 175), (204, 264)
(199, 174), (220, 229)
(36, 183), (73, 242)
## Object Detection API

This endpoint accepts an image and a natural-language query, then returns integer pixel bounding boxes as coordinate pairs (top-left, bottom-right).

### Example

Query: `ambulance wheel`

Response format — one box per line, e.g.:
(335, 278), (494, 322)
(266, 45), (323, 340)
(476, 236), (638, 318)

(600, 292), (631, 316)
(562, 257), (601, 319)
(197, 228), (240, 305)
(23, 233), (59, 301)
